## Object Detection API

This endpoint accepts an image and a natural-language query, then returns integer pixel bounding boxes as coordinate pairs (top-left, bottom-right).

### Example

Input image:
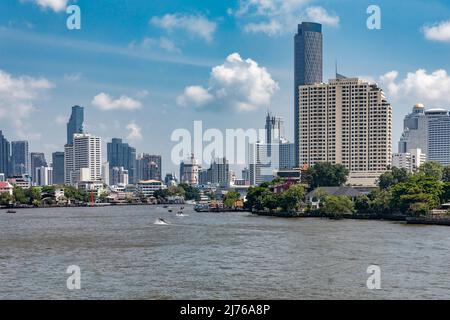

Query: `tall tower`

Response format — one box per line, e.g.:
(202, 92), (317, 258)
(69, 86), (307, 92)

(294, 22), (323, 166)
(0, 130), (11, 177)
(66, 105), (84, 145)
(11, 141), (29, 176)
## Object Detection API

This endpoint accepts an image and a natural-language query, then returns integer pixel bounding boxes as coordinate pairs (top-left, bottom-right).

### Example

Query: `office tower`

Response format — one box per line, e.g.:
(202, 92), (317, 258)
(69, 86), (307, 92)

(64, 144), (74, 185)
(298, 77), (392, 186)
(265, 113), (285, 144)
(180, 154), (198, 185)
(35, 166), (53, 186)
(137, 154), (162, 181)
(107, 138), (136, 183)
(102, 162), (110, 185)
(294, 22), (323, 166)
(427, 110), (450, 165)
(279, 142), (296, 169)
(208, 158), (230, 188)
(65, 133), (102, 185)
(66, 105), (84, 145)
(398, 104), (428, 153)
(111, 166), (129, 186)
(52, 152), (65, 185)
(0, 173), (5, 182)
(30, 152), (47, 183)
(0, 130), (11, 177)
(392, 148), (426, 173)
(11, 141), (29, 176)
(398, 104), (450, 165)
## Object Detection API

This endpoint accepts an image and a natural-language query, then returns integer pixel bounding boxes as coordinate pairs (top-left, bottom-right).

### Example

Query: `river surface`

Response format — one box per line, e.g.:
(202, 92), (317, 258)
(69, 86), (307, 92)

(0, 205), (449, 299)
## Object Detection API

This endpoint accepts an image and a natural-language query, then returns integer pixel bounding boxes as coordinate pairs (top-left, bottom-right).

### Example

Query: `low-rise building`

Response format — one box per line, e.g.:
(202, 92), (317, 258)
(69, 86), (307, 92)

(136, 180), (166, 197)
(0, 181), (13, 195)
(392, 148), (426, 172)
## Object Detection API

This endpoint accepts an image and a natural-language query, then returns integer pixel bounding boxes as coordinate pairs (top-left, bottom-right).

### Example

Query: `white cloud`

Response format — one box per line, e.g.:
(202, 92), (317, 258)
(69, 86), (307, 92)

(64, 73), (81, 81)
(379, 69), (450, 105)
(422, 20), (450, 43)
(126, 122), (143, 141)
(23, 0), (69, 12)
(231, 0), (339, 36)
(91, 92), (142, 111)
(129, 37), (181, 53)
(177, 86), (214, 107)
(305, 6), (339, 27)
(0, 69), (53, 139)
(177, 53), (278, 112)
(150, 13), (217, 42)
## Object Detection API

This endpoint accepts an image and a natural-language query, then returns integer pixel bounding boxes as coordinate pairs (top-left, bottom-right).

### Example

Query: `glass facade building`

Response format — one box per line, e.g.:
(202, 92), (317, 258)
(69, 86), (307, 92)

(66, 105), (84, 145)
(294, 22), (323, 166)
(107, 138), (137, 184)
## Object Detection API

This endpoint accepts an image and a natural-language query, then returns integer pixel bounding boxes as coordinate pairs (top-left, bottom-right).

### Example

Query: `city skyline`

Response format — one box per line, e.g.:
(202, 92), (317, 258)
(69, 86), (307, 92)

(1, 0), (450, 175)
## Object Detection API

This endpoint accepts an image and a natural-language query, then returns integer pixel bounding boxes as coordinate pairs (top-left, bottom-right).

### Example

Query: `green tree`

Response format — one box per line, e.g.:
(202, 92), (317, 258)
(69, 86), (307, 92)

(279, 184), (305, 212)
(443, 182), (450, 203)
(13, 186), (28, 204)
(306, 162), (349, 189)
(320, 195), (354, 218)
(378, 167), (410, 189)
(443, 166), (450, 183)
(354, 195), (371, 214)
(245, 186), (271, 211)
(26, 187), (42, 204)
(418, 161), (444, 180)
(223, 190), (241, 208)
(178, 183), (200, 201)
(0, 193), (14, 206)
(368, 189), (392, 215)
(262, 193), (279, 212)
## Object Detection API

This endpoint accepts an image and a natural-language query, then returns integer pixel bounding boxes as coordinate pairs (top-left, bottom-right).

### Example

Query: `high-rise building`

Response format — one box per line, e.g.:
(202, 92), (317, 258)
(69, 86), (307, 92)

(52, 152), (65, 185)
(67, 105), (84, 145)
(107, 138), (136, 183)
(298, 77), (392, 186)
(35, 166), (53, 186)
(398, 104), (450, 166)
(428, 110), (450, 165)
(208, 158), (230, 188)
(164, 173), (177, 187)
(180, 154), (198, 185)
(265, 113), (285, 144)
(30, 152), (47, 183)
(65, 133), (102, 185)
(0, 130), (11, 177)
(64, 144), (74, 185)
(11, 141), (29, 176)
(137, 154), (162, 181)
(294, 22), (323, 166)
(110, 166), (129, 186)
(392, 148), (426, 173)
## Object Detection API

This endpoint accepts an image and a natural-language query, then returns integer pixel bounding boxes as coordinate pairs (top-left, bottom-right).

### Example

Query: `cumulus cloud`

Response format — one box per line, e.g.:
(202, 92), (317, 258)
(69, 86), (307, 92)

(91, 92), (142, 111)
(126, 122), (143, 141)
(23, 0), (69, 12)
(379, 69), (450, 105)
(177, 53), (278, 112)
(305, 6), (340, 27)
(177, 86), (214, 107)
(150, 13), (217, 42)
(422, 20), (450, 43)
(230, 0), (339, 36)
(0, 69), (53, 139)
(129, 37), (181, 53)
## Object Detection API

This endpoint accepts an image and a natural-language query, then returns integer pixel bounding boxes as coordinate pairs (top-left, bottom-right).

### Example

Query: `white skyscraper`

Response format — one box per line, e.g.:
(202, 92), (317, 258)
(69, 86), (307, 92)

(35, 166), (53, 186)
(298, 77), (392, 186)
(65, 133), (102, 185)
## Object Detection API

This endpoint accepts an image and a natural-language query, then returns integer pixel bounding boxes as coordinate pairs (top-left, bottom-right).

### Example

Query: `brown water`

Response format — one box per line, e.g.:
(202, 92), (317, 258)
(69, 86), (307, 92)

(0, 205), (449, 299)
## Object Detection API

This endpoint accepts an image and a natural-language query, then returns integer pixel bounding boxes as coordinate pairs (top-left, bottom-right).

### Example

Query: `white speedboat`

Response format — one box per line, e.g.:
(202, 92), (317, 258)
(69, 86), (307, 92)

(154, 218), (169, 225)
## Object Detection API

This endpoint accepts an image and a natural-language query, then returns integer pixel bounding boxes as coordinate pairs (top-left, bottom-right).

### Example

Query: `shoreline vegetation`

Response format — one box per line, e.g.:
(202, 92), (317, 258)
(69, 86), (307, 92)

(2, 162), (450, 226)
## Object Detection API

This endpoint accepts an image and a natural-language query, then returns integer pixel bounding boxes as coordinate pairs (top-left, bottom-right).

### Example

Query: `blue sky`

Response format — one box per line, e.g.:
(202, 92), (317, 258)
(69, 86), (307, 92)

(1, 0), (450, 175)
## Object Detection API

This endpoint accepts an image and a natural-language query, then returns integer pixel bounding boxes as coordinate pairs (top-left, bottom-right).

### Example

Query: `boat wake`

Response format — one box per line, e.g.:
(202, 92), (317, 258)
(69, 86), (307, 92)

(154, 218), (170, 225)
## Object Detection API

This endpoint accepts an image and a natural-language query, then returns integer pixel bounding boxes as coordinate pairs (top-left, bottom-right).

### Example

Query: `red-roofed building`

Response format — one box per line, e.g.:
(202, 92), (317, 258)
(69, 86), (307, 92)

(0, 181), (13, 196)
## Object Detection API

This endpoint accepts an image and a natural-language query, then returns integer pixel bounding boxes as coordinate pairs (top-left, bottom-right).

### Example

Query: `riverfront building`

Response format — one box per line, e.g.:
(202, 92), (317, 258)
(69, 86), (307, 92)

(107, 138), (137, 183)
(298, 77), (392, 186)
(11, 141), (29, 176)
(398, 104), (450, 166)
(52, 151), (65, 185)
(294, 22), (323, 166)
(65, 133), (102, 185)
(392, 148), (426, 173)
(180, 154), (199, 186)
